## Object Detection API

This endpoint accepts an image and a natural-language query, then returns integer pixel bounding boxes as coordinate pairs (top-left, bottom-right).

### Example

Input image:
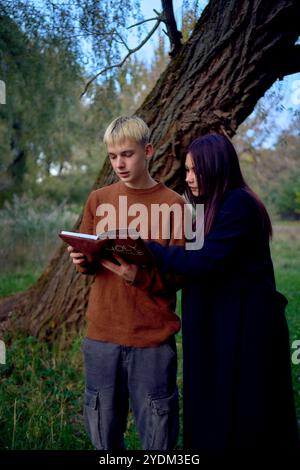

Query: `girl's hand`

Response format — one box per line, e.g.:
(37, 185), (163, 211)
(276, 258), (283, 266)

(100, 254), (138, 283)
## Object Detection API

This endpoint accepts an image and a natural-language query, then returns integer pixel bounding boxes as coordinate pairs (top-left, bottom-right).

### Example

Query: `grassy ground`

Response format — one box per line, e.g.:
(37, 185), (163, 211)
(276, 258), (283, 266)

(0, 272), (41, 299)
(0, 221), (299, 449)
(271, 222), (300, 422)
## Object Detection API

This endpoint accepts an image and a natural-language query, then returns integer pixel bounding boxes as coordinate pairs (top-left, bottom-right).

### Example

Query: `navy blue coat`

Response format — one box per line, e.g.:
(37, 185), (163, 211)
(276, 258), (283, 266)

(148, 188), (299, 450)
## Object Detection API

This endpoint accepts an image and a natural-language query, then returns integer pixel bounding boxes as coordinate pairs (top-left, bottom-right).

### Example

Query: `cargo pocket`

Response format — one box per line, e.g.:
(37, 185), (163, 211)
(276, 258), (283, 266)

(83, 388), (103, 450)
(148, 388), (179, 450)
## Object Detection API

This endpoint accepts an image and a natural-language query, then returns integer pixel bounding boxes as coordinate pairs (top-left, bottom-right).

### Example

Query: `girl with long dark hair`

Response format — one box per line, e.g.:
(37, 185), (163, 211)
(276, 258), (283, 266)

(146, 133), (299, 449)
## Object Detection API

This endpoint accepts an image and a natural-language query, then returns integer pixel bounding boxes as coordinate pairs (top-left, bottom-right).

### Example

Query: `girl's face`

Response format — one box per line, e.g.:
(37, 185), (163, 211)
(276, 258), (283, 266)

(185, 153), (201, 196)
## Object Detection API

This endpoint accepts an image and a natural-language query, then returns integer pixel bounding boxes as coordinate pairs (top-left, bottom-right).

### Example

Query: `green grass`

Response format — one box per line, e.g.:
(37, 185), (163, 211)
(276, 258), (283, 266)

(271, 222), (300, 420)
(0, 221), (299, 449)
(0, 271), (42, 298)
(0, 334), (91, 449)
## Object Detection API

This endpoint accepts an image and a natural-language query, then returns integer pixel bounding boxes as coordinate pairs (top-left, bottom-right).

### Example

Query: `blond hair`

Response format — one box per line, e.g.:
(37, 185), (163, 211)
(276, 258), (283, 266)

(103, 116), (150, 146)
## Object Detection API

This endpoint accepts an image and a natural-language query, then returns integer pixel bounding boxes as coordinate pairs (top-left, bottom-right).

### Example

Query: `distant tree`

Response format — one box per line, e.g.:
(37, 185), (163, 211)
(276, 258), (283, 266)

(0, 0), (171, 204)
(233, 106), (300, 219)
(0, 14), (85, 203)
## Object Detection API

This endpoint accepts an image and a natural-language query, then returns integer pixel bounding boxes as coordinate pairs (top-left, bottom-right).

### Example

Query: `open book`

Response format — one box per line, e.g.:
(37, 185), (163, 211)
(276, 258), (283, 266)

(59, 228), (154, 266)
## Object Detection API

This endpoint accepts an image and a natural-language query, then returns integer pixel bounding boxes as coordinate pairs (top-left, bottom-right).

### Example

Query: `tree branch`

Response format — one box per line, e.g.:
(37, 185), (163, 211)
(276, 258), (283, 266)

(161, 0), (183, 57)
(81, 1), (184, 96)
(80, 19), (162, 98)
(115, 32), (131, 52)
(127, 14), (161, 29)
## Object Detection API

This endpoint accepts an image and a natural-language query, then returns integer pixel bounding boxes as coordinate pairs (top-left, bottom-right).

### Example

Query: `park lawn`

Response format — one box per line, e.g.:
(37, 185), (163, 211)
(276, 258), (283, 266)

(271, 222), (300, 422)
(0, 221), (299, 449)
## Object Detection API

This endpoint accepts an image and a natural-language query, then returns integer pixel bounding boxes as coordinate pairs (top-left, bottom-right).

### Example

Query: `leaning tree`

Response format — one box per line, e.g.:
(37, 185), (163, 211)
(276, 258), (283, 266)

(1, 0), (300, 343)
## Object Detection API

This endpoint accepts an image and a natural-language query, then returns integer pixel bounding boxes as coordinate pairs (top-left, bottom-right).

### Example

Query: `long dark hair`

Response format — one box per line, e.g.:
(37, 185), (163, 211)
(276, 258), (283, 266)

(185, 133), (272, 239)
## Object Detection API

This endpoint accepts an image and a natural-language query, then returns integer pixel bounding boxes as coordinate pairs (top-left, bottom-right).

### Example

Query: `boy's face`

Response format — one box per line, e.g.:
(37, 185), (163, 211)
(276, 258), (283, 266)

(107, 139), (154, 188)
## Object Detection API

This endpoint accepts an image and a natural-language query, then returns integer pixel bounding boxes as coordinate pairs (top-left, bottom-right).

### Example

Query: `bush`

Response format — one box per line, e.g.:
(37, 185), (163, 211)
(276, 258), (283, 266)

(0, 194), (79, 273)
(268, 169), (300, 220)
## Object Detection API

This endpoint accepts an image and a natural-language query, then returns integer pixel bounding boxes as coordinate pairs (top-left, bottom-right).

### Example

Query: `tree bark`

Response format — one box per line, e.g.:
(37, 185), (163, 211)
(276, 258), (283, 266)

(1, 0), (300, 343)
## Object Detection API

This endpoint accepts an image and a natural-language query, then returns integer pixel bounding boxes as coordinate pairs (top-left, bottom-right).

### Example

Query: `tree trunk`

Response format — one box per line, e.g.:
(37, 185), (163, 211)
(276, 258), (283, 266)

(1, 0), (300, 343)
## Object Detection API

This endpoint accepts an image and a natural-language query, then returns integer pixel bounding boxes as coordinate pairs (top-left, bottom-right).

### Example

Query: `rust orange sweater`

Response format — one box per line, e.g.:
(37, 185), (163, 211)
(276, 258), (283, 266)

(77, 181), (185, 347)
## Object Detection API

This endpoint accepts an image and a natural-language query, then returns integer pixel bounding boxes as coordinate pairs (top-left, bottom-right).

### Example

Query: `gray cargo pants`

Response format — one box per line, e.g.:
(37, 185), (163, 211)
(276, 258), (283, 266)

(82, 336), (179, 450)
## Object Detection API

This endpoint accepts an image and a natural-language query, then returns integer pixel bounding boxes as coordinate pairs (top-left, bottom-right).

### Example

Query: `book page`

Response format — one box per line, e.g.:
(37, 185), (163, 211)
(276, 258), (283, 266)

(60, 231), (98, 240)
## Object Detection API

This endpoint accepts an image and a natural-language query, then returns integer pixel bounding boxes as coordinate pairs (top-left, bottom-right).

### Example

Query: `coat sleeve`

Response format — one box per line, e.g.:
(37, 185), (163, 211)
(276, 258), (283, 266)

(147, 189), (259, 276)
(131, 198), (185, 294)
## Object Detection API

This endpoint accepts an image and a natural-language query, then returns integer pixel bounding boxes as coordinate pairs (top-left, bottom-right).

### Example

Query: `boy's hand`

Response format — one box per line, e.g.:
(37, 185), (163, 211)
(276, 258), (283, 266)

(67, 245), (87, 265)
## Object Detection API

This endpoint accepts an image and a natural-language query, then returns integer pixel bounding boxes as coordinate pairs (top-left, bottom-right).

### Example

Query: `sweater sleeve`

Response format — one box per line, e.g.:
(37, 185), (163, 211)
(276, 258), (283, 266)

(75, 191), (101, 276)
(147, 189), (259, 276)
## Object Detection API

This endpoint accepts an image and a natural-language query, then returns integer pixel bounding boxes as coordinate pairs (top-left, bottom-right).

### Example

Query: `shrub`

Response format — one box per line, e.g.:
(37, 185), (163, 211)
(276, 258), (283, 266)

(268, 169), (300, 220)
(0, 195), (79, 273)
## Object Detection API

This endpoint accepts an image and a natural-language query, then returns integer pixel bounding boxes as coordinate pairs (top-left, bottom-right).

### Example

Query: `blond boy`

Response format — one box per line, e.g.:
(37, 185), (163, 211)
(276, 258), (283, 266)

(69, 116), (184, 450)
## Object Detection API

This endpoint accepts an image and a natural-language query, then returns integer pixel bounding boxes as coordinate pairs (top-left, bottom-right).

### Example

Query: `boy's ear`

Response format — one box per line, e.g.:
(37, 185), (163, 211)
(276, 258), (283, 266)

(145, 143), (154, 161)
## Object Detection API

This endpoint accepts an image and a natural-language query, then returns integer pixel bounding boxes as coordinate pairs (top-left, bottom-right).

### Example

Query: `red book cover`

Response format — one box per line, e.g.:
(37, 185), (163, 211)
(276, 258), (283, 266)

(59, 229), (154, 266)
